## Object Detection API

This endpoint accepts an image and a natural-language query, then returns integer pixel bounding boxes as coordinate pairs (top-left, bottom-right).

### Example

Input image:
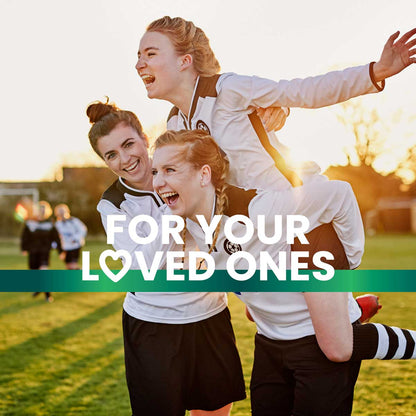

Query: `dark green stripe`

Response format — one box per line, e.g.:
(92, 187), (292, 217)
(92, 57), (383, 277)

(0, 270), (415, 292)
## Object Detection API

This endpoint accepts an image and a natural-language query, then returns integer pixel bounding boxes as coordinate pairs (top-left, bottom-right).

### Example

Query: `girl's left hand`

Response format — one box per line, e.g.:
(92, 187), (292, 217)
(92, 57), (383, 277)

(373, 28), (416, 81)
(257, 106), (289, 132)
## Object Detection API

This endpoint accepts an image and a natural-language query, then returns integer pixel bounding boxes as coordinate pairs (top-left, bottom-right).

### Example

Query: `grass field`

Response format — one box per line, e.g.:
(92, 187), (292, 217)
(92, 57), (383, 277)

(0, 235), (416, 415)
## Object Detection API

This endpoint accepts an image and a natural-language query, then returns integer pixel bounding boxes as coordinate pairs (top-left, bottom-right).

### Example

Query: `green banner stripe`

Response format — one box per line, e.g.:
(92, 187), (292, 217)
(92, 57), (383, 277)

(0, 270), (415, 292)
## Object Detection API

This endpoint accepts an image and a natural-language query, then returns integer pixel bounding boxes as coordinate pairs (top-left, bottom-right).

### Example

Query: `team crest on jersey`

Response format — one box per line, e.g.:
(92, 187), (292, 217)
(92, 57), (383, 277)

(196, 120), (210, 134)
(223, 239), (242, 255)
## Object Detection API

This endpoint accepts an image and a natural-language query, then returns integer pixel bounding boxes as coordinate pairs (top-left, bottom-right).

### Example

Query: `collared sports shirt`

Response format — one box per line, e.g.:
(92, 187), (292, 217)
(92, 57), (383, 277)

(167, 63), (384, 192)
(186, 178), (363, 340)
(97, 177), (227, 324)
(55, 217), (87, 251)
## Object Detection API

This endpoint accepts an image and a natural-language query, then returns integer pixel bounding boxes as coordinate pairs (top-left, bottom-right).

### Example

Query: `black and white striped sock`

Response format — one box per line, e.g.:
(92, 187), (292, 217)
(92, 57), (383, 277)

(350, 323), (416, 361)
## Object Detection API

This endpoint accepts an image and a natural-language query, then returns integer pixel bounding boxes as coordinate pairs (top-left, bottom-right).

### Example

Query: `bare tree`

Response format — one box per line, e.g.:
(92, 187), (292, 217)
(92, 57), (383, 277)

(396, 144), (416, 184)
(325, 101), (416, 219)
(336, 100), (416, 181)
(337, 101), (388, 167)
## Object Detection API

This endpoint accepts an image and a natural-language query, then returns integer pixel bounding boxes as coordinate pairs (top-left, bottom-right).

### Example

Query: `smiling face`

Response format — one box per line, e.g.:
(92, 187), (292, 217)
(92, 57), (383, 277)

(152, 144), (215, 221)
(136, 31), (190, 102)
(96, 122), (152, 190)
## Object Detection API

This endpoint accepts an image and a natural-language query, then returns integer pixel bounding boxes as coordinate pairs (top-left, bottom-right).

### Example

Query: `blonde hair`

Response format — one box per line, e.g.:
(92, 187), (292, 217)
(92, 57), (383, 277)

(154, 130), (229, 257)
(86, 98), (148, 159)
(54, 203), (70, 219)
(146, 16), (220, 77)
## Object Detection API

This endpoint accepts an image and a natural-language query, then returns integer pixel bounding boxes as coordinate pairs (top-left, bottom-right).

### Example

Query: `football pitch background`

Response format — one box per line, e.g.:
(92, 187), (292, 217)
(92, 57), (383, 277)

(0, 235), (416, 415)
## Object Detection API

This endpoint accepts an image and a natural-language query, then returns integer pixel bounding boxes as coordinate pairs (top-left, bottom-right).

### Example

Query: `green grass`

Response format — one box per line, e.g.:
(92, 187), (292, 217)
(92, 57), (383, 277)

(351, 292), (416, 416)
(0, 292), (128, 416)
(361, 234), (416, 269)
(0, 235), (415, 415)
(0, 237), (120, 270)
(2, 233), (416, 270)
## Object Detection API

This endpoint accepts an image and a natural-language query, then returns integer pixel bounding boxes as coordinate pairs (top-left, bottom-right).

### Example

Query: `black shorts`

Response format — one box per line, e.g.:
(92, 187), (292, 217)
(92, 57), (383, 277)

(123, 307), (246, 416)
(250, 333), (361, 416)
(28, 251), (50, 270)
(64, 248), (81, 264)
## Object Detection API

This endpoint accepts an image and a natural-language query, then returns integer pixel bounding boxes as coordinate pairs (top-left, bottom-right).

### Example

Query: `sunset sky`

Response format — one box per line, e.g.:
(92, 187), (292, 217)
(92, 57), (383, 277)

(1, 0), (415, 182)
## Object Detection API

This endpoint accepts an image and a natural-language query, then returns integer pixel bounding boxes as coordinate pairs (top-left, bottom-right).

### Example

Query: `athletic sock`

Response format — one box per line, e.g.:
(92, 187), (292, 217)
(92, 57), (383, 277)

(351, 323), (416, 361)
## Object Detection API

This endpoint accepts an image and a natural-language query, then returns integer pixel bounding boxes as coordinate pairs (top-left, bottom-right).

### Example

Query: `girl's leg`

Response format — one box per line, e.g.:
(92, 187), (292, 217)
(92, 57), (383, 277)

(190, 403), (233, 416)
(350, 322), (416, 361)
(38, 264), (53, 302)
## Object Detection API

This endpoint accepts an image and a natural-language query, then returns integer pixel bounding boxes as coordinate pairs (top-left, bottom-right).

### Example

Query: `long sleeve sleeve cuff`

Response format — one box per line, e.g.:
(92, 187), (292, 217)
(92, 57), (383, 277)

(369, 62), (385, 92)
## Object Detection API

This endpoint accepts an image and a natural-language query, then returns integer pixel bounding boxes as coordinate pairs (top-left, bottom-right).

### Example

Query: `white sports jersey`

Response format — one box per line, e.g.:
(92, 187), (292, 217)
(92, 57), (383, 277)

(236, 292), (361, 341)
(97, 177), (227, 324)
(186, 179), (363, 339)
(55, 217), (87, 251)
(167, 64), (384, 191)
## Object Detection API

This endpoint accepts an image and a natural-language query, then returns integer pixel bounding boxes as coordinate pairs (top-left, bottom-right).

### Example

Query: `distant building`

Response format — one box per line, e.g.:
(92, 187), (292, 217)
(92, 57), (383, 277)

(324, 164), (416, 234)
(366, 197), (416, 234)
(61, 166), (116, 186)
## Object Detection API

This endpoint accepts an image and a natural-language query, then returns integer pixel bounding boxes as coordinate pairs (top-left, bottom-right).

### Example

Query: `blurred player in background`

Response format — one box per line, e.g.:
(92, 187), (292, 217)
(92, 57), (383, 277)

(20, 200), (61, 302)
(54, 203), (87, 270)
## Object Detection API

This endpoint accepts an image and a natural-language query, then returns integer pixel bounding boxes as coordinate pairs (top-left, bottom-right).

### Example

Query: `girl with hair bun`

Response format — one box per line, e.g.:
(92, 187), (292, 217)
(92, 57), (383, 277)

(151, 130), (416, 416)
(86, 100), (246, 416)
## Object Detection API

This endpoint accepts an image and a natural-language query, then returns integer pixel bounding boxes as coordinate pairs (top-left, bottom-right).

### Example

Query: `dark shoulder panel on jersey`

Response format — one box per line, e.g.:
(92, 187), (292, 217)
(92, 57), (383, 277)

(166, 74), (221, 124)
(167, 106), (179, 123)
(196, 74), (221, 98)
(101, 179), (164, 209)
(292, 223), (350, 270)
(101, 179), (126, 209)
(189, 74), (221, 121)
(247, 111), (303, 188)
(224, 185), (257, 217)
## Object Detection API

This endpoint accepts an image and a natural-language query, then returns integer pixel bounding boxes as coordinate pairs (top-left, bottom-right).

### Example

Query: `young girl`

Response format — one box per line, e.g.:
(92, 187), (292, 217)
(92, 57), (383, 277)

(151, 129), (416, 416)
(137, 16), (416, 277)
(137, 17), (415, 193)
(21, 200), (61, 303)
(86, 100), (246, 416)
(54, 204), (87, 270)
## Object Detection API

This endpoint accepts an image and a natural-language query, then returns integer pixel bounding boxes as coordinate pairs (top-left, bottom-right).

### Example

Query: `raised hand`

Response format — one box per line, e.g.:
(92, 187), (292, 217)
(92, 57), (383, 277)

(373, 28), (416, 82)
(256, 106), (290, 132)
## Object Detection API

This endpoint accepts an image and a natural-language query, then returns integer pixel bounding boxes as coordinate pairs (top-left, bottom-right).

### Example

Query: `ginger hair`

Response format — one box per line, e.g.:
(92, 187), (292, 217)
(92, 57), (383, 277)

(86, 98), (148, 159)
(146, 16), (220, 77)
(154, 130), (229, 257)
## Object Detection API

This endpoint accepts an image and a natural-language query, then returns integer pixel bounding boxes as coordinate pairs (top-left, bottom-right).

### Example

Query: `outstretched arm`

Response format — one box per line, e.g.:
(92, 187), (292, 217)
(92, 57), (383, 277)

(373, 28), (416, 82)
(221, 29), (416, 113)
(305, 293), (416, 363)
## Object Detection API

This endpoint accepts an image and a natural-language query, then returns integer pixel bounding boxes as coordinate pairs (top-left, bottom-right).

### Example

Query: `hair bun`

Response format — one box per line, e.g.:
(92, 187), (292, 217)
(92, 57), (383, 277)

(86, 99), (118, 123)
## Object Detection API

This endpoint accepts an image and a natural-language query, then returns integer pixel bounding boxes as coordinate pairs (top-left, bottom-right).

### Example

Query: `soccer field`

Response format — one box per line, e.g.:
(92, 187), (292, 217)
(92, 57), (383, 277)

(0, 235), (415, 415)
(2, 233), (416, 270)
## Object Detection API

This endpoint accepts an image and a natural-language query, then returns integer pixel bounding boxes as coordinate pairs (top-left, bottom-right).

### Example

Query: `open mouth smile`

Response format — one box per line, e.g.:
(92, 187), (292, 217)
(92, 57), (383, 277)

(124, 160), (140, 173)
(141, 74), (155, 87)
(159, 191), (179, 207)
